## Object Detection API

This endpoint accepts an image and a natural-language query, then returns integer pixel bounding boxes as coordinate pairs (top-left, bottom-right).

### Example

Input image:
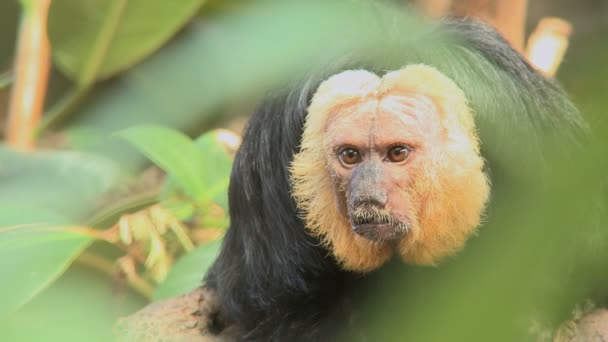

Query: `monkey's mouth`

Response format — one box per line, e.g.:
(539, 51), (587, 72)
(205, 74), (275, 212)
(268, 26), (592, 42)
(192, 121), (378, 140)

(350, 214), (407, 242)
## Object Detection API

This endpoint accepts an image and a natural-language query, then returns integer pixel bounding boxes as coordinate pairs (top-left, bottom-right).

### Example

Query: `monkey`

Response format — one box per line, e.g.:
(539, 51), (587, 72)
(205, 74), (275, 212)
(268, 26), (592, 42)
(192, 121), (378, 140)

(291, 64), (489, 271)
(201, 16), (587, 342)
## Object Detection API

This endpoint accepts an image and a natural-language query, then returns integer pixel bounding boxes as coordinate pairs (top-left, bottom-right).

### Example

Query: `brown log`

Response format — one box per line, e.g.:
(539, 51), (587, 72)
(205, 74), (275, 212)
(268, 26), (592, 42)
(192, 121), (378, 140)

(554, 309), (608, 342)
(118, 288), (608, 341)
(114, 288), (237, 342)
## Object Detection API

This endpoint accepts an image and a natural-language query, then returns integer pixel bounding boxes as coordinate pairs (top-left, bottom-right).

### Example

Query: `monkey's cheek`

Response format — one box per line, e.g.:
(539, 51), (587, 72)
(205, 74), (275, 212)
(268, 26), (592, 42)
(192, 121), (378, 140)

(397, 239), (439, 266)
(333, 236), (393, 272)
(395, 221), (475, 266)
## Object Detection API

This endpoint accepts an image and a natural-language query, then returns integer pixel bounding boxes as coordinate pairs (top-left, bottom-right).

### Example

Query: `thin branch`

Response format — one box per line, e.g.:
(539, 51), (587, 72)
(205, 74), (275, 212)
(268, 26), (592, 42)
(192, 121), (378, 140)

(64, 225), (119, 243)
(6, 0), (52, 150)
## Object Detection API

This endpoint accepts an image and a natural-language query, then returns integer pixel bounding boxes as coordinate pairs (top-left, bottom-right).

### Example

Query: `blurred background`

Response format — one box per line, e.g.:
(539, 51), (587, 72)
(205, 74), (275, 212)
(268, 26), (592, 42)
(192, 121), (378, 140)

(0, 0), (606, 341)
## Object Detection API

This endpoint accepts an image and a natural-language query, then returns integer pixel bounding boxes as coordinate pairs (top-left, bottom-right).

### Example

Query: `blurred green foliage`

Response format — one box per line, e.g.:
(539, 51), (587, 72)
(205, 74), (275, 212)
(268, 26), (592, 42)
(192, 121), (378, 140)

(0, 146), (121, 218)
(1, 265), (146, 342)
(0, 1), (19, 69)
(154, 238), (222, 301)
(48, 0), (204, 85)
(0, 210), (85, 318)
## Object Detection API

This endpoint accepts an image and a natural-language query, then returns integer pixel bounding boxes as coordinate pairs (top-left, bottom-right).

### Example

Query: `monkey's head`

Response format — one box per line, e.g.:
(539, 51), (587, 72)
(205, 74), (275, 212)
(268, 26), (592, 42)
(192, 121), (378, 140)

(291, 65), (490, 272)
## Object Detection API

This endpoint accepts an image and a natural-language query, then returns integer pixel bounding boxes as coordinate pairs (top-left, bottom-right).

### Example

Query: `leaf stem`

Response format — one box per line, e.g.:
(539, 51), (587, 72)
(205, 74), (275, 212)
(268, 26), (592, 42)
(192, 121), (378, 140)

(78, 0), (128, 86)
(6, 0), (52, 150)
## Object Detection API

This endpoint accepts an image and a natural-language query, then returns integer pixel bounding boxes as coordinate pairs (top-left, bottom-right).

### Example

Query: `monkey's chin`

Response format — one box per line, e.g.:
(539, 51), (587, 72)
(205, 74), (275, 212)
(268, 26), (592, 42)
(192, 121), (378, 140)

(352, 223), (406, 242)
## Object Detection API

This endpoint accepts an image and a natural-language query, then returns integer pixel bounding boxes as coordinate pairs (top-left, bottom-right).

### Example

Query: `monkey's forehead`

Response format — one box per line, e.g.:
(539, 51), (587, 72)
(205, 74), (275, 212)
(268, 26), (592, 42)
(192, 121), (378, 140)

(325, 94), (439, 123)
(304, 64), (477, 145)
(324, 95), (444, 141)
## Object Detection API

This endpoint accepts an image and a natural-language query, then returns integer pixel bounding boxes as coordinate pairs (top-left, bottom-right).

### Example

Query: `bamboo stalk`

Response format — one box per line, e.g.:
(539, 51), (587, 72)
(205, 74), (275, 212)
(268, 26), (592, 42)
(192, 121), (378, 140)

(6, 0), (52, 150)
(525, 17), (573, 77)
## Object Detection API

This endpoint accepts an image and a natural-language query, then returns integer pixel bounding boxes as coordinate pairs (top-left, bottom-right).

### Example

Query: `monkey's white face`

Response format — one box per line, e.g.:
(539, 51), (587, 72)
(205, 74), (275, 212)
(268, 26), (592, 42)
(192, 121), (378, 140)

(325, 94), (445, 243)
(291, 65), (490, 271)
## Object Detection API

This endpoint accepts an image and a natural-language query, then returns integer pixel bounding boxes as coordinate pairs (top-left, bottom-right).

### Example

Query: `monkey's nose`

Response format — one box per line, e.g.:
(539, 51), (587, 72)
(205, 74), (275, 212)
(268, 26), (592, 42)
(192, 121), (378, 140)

(348, 161), (389, 208)
(351, 192), (388, 209)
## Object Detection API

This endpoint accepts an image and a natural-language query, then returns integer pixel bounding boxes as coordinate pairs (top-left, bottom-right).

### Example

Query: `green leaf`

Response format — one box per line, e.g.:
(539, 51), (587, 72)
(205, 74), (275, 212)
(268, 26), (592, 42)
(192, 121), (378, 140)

(193, 130), (233, 210)
(48, 0), (205, 85)
(117, 125), (208, 202)
(153, 239), (221, 300)
(0, 266), (146, 342)
(158, 129), (234, 210)
(0, 218), (94, 318)
(0, 146), (122, 220)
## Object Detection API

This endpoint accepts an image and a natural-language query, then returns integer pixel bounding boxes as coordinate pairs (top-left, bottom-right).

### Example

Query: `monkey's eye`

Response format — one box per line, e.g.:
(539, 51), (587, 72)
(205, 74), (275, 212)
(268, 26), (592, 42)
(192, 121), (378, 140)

(387, 146), (411, 163)
(339, 148), (361, 166)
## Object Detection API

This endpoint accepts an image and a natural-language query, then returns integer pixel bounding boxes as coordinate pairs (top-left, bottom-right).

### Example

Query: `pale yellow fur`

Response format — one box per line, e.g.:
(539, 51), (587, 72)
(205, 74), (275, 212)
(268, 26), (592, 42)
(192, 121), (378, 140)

(290, 65), (490, 271)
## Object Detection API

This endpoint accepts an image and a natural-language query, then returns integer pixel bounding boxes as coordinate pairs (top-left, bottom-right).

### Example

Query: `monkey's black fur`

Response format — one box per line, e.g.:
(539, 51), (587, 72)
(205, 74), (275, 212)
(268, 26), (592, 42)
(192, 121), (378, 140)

(203, 17), (587, 342)
(204, 74), (355, 341)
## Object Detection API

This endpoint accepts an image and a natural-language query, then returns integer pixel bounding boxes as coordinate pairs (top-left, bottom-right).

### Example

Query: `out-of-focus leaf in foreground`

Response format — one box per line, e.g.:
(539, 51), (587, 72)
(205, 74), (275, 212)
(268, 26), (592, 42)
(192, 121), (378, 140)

(63, 1), (415, 169)
(48, 0), (205, 85)
(153, 238), (221, 301)
(0, 222), (93, 318)
(0, 145), (122, 219)
(0, 1), (19, 68)
(0, 265), (146, 342)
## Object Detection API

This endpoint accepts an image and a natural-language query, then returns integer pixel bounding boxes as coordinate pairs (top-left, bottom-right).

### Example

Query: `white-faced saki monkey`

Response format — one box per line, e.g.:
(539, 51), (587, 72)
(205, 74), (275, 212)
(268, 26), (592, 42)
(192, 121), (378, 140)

(202, 16), (587, 342)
